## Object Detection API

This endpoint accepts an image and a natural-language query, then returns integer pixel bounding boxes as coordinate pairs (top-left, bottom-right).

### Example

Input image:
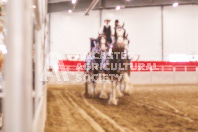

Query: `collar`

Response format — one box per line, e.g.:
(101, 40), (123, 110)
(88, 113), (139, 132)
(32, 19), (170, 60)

(105, 25), (110, 28)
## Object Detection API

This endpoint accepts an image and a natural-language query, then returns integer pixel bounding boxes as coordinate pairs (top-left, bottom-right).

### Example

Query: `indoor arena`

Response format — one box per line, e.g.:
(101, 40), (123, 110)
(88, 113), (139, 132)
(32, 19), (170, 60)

(0, 0), (198, 132)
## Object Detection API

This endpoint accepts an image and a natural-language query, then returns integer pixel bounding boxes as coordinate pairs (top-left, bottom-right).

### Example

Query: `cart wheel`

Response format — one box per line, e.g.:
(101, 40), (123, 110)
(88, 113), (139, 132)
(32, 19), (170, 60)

(85, 81), (88, 97)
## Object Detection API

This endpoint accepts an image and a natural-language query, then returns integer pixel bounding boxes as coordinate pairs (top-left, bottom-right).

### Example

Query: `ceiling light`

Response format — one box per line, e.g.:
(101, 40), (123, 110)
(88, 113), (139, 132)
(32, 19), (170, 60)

(2, 0), (7, 3)
(71, 0), (77, 4)
(68, 10), (73, 13)
(173, 2), (179, 7)
(116, 5), (121, 11)
(32, 5), (36, 9)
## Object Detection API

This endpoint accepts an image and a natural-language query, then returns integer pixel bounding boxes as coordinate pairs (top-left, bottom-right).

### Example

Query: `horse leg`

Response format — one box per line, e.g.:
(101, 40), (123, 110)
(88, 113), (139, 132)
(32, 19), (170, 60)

(99, 75), (107, 99)
(91, 82), (95, 98)
(108, 81), (118, 105)
(120, 79), (125, 92)
(116, 80), (123, 98)
(123, 73), (131, 95)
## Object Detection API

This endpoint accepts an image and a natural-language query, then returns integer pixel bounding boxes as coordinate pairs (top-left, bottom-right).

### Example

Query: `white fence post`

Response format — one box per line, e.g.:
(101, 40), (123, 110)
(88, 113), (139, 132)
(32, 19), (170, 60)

(4, 0), (33, 131)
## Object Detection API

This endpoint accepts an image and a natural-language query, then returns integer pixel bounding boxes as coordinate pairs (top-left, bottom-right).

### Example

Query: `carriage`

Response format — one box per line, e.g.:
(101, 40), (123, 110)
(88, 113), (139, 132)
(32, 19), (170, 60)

(84, 24), (132, 105)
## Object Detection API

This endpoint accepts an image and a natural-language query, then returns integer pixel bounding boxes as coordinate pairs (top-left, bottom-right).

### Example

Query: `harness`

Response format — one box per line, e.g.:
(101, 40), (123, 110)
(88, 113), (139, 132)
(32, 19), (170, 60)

(114, 26), (126, 41)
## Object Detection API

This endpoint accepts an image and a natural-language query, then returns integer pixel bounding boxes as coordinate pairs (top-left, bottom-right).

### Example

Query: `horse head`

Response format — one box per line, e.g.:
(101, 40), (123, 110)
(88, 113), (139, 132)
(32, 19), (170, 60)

(98, 33), (107, 52)
(115, 24), (126, 48)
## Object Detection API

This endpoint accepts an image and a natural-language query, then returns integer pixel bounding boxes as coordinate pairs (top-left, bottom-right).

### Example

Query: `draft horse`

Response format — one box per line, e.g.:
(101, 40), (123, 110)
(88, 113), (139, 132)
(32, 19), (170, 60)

(107, 24), (131, 105)
(85, 34), (109, 98)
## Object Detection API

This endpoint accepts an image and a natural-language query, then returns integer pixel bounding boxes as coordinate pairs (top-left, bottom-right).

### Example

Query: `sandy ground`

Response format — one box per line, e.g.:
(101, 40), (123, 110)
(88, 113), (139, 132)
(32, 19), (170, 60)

(45, 83), (198, 132)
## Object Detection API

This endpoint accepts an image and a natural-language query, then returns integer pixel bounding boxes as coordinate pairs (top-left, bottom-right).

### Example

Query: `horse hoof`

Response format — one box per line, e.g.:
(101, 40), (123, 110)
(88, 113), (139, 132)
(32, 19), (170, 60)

(90, 93), (95, 98)
(108, 99), (118, 105)
(117, 93), (124, 98)
(123, 90), (131, 95)
(99, 93), (108, 99)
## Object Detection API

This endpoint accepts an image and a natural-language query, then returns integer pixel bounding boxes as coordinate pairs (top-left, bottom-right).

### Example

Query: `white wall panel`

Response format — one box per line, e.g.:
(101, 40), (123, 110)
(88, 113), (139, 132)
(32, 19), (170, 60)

(175, 72), (198, 84)
(102, 7), (162, 61)
(151, 72), (174, 84)
(163, 5), (198, 60)
(50, 7), (162, 60)
(130, 72), (198, 84)
(130, 72), (152, 84)
(50, 11), (100, 54)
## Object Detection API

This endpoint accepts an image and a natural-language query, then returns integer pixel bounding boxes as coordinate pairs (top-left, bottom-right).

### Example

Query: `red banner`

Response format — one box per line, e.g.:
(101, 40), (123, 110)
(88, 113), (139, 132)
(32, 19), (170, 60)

(58, 60), (198, 72)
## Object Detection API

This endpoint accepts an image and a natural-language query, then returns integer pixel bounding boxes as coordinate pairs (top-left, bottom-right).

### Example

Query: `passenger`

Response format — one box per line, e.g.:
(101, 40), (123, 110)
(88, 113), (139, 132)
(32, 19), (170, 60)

(112, 19), (119, 42)
(115, 19), (119, 30)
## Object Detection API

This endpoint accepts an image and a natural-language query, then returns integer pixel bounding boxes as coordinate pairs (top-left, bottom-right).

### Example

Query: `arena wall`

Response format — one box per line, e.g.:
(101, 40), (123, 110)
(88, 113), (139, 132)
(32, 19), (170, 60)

(131, 72), (198, 84)
(50, 5), (198, 61)
(50, 10), (100, 55)
(102, 7), (162, 61)
(163, 5), (198, 60)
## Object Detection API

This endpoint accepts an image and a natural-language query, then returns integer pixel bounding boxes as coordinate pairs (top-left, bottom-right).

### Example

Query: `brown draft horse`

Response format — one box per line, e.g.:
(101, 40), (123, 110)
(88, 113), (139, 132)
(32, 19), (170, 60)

(107, 24), (131, 105)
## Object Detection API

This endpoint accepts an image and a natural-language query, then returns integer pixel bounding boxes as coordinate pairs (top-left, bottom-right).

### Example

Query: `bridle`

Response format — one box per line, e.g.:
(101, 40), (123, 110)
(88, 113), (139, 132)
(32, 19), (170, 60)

(99, 34), (107, 52)
(115, 25), (126, 48)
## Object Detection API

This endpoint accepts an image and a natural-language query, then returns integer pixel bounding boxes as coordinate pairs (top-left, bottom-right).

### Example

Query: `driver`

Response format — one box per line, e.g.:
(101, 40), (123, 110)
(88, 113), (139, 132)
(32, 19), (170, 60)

(99, 18), (112, 44)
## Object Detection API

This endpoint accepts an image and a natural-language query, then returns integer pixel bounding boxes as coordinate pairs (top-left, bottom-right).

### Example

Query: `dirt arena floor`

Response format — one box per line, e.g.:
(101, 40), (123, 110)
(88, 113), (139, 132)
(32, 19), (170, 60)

(45, 83), (198, 132)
